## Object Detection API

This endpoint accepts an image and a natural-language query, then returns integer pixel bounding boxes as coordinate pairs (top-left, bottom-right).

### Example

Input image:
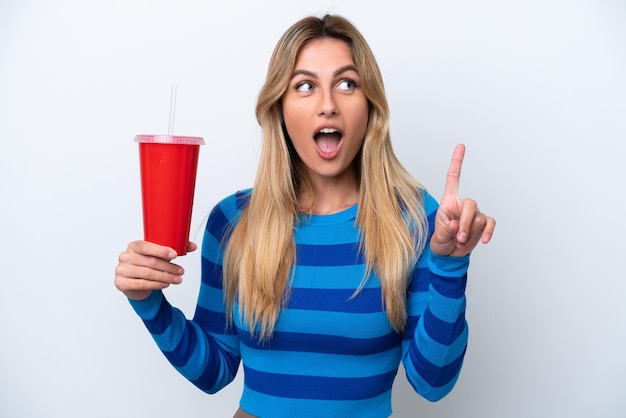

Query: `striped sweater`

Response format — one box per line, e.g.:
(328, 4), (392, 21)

(129, 189), (469, 417)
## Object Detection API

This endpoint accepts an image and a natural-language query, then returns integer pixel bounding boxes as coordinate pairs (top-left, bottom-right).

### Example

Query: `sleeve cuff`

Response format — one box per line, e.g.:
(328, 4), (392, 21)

(426, 249), (470, 278)
(128, 290), (165, 320)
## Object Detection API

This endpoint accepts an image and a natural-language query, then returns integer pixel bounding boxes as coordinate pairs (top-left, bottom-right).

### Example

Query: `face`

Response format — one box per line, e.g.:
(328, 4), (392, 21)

(282, 38), (369, 187)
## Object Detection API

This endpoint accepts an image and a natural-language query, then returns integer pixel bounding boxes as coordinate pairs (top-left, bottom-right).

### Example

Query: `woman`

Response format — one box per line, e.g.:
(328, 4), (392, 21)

(115, 14), (495, 417)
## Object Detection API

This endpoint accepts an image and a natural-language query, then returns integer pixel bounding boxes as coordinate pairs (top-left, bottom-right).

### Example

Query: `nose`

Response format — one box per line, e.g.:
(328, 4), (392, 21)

(317, 88), (338, 116)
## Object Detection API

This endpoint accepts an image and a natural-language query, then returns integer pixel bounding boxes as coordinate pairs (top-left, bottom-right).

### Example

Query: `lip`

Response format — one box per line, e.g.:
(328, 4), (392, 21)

(313, 125), (344, 160)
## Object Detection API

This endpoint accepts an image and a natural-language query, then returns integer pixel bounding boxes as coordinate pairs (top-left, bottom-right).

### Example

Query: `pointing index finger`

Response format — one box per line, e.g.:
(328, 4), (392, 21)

(444, 143), (466, 196)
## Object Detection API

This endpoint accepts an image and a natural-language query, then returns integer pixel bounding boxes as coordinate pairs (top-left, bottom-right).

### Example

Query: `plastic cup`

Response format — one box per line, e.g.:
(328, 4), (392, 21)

(134, 135), (205, 256)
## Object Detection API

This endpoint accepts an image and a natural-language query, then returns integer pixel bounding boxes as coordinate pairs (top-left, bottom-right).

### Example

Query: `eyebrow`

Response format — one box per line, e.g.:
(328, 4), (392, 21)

(291, 65), (359, 79)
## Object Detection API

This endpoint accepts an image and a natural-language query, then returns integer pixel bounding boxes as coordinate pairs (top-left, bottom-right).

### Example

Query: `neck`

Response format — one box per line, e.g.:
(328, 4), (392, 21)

(299, 170), (359, 215)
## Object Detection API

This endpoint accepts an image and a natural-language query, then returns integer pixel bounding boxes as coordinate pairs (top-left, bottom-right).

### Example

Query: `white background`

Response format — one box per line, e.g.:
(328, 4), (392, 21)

(1, 0), (625, 417)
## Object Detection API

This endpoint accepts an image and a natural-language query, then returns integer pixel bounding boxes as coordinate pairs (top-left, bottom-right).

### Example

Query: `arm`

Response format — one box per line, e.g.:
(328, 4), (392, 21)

(403, 145), (495, 400)
(402, 195), (469, 401)
(117, 195), (244, 393)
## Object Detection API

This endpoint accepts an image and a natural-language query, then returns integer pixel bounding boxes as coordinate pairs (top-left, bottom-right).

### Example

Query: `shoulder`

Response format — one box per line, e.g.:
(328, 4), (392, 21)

(418, 188), (440, 217)
(205, 188), (252, 236)
(214, 188), (252, 219)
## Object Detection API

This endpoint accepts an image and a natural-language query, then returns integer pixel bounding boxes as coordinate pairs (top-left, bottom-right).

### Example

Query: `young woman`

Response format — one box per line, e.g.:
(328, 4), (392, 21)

(115, 14), (495, 418)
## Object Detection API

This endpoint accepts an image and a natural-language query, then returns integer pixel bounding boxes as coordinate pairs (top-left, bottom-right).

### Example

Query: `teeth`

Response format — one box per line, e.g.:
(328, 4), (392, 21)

(318, 128), (338, 134)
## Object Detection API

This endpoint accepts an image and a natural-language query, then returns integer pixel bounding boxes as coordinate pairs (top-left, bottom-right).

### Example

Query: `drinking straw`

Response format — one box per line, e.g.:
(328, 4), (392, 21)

(168, 84), (177, 135)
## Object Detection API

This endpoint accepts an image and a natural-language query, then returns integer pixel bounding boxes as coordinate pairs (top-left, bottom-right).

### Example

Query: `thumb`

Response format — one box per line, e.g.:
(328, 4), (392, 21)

(431, 219), (459, 256)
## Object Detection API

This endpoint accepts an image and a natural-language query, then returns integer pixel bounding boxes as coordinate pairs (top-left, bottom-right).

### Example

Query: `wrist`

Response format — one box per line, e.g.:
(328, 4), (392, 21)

(124, 289), (153, 301)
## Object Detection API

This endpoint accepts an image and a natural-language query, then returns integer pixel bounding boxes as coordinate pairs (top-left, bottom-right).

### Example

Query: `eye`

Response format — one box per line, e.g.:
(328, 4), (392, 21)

(337, 79), (359, 91)
(296, 81), (315, 92)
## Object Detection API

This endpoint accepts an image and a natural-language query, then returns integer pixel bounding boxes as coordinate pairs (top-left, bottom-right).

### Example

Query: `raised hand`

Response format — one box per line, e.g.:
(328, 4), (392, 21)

(430, 144), (496, 257)
(114, 240), (197, 301)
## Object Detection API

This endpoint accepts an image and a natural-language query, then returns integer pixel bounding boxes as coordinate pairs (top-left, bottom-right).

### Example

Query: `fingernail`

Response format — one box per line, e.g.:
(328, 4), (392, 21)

(168, 251), (176, 259)
(178, 267), (184, 275)
(173, 276), (182, 284)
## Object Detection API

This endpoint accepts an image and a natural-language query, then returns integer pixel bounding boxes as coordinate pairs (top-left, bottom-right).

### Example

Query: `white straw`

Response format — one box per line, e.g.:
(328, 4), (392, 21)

(168, 84), (177, 135)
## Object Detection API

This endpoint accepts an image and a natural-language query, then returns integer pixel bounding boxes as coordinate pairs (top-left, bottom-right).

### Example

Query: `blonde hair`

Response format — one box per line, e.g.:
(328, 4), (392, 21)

(223, 14), (427, 339)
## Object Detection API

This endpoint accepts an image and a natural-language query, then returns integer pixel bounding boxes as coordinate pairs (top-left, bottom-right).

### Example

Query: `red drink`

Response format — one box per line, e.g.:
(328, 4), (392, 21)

(135, 135), (205, 255)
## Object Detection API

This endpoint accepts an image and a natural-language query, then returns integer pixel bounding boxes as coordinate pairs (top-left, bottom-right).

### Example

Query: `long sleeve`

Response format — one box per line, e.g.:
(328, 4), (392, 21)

(127, 193), (246, 394)
(401, 193), (470, 401)
(126, 188), (470, 416)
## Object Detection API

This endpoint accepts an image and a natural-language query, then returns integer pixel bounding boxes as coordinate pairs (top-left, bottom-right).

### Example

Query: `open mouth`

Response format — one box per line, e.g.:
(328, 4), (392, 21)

(314, 128), (343, 154)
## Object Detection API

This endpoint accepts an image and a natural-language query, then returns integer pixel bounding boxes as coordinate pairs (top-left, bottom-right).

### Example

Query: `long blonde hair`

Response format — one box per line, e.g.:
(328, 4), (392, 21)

(223, 14), (427, 339)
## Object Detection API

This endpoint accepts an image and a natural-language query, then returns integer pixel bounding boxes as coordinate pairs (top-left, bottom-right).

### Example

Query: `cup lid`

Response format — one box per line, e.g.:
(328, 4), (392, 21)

(134, 135), (205, 145)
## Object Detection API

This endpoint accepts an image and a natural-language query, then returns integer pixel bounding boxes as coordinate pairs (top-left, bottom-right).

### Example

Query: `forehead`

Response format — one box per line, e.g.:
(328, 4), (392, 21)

(294, 38), (355, 71)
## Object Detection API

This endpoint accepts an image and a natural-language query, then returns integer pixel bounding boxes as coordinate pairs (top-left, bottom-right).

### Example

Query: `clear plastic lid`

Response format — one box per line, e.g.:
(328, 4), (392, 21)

(134, 135), (205, 145)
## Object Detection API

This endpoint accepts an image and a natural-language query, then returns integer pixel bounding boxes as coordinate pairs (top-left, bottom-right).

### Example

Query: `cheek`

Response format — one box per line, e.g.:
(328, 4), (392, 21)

(352, 106), (370, 139)
(283, 107), (308, 137)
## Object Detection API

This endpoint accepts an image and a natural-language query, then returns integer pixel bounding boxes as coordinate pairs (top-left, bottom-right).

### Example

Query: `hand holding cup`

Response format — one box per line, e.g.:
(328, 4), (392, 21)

(114, 240), (197, 301)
